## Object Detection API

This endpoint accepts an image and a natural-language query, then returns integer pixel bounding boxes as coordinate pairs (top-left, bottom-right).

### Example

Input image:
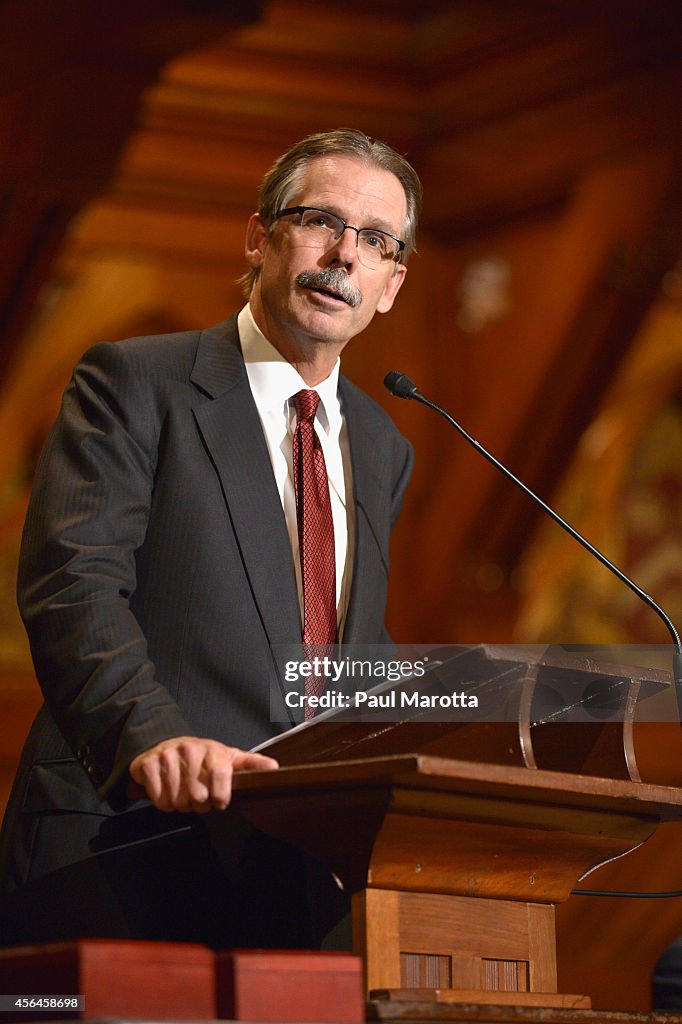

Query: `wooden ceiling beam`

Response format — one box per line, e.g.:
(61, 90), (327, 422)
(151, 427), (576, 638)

(420, 15), (682, 131)
(420, 64), (682, 236)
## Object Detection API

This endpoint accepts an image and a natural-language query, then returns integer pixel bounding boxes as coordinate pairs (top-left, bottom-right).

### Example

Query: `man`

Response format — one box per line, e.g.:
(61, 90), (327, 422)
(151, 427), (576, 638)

(0, 129), (421, 946)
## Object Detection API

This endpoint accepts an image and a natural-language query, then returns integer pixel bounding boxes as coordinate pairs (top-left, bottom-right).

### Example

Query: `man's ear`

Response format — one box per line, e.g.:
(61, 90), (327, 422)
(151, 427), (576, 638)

(245, 213), (269, 269)
(376, 264), (407, 314)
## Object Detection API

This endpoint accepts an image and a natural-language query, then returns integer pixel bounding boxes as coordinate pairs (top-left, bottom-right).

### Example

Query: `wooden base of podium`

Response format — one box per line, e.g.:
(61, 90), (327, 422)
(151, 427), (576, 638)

(233, 754), (682, 1013)
(372, 989), (591, 1009)
(354, 889), (564, 997)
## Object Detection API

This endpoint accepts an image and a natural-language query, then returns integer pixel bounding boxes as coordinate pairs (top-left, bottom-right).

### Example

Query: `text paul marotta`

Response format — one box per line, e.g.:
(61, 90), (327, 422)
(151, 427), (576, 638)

(282, 657), (479, 712)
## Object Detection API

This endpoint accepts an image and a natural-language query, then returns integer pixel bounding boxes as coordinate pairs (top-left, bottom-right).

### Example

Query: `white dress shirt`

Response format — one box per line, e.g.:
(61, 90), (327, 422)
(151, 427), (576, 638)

(238, 304), (354, 637)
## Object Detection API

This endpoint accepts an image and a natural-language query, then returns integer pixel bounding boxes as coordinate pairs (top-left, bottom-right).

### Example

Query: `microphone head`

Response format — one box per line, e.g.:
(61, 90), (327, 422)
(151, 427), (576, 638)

(384, 370), (418, 399)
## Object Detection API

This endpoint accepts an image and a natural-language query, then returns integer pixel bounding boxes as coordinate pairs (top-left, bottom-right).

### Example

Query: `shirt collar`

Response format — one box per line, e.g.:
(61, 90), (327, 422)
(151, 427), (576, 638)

(238, 304), (342, 433)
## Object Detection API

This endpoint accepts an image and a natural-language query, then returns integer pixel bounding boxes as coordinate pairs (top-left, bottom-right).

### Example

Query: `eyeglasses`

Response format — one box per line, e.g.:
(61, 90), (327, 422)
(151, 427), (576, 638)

(272, 206), (405, 267)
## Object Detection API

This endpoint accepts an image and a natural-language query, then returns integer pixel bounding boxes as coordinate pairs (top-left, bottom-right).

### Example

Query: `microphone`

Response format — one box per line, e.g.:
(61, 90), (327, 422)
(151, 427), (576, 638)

(384, 370), (682, 724)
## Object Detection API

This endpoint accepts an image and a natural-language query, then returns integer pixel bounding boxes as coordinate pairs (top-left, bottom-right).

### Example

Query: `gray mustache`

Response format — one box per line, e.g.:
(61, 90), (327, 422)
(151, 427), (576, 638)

(297, 269), (362, 309)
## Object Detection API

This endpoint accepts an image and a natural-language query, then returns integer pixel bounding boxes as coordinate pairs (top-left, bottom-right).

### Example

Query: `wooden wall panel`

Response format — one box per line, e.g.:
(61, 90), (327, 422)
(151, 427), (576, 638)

(0, 0), (264, 377)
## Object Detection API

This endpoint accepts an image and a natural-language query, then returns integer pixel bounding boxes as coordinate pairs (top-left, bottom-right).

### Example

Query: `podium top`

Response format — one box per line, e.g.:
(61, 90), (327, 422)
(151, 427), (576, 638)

(234, 753), (682, 818)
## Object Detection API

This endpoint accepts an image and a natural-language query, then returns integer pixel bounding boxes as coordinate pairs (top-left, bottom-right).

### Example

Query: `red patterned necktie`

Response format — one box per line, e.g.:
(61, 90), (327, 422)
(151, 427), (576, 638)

(292, 389), (337, 717)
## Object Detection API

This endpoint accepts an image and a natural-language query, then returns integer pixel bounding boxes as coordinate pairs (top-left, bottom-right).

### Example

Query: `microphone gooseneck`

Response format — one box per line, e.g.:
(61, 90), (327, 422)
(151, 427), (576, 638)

(384, 370), (682, 723)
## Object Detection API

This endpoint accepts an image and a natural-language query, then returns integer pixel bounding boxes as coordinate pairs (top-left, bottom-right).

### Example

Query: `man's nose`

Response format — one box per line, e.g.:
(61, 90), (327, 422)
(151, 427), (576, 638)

(325, 225), (360, 265)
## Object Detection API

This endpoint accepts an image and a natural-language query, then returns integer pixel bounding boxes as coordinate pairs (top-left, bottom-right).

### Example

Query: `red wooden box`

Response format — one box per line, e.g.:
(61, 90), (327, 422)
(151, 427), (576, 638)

(215, 949), (365, 1022)
(0, 939), (215, 1020)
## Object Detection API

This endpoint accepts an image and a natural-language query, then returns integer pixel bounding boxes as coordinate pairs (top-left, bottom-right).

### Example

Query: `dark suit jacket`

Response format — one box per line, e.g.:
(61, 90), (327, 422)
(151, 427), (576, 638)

(0, 315), (412, 945)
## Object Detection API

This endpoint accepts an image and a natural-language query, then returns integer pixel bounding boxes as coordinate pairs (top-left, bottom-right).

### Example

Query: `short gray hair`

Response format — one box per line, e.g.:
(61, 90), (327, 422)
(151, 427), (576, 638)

(239, 129), (422, 297)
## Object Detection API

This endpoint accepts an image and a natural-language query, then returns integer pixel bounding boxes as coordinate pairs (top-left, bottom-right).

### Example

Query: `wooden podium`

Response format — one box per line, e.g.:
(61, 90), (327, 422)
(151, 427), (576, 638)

(232, 645), (682, 1011)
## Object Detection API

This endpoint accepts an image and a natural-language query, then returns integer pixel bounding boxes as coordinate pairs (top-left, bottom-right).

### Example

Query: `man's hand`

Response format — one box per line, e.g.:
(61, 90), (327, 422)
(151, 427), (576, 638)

(129, 736), (279, 813)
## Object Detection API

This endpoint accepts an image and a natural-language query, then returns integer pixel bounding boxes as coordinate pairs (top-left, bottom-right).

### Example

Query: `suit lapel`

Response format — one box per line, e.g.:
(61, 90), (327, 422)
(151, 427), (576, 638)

(340, 378), (391, 645)
(190, 317), (301, 648)
(189, 322), (393, 661)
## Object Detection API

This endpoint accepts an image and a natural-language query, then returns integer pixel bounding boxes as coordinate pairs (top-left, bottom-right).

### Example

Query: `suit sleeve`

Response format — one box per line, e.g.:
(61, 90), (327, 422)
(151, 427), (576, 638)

(17, 341), (194, 804)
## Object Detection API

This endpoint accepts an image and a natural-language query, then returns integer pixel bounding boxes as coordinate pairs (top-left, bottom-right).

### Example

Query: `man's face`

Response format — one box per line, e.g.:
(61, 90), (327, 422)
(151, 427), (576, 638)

(246, 155), (408, 357)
